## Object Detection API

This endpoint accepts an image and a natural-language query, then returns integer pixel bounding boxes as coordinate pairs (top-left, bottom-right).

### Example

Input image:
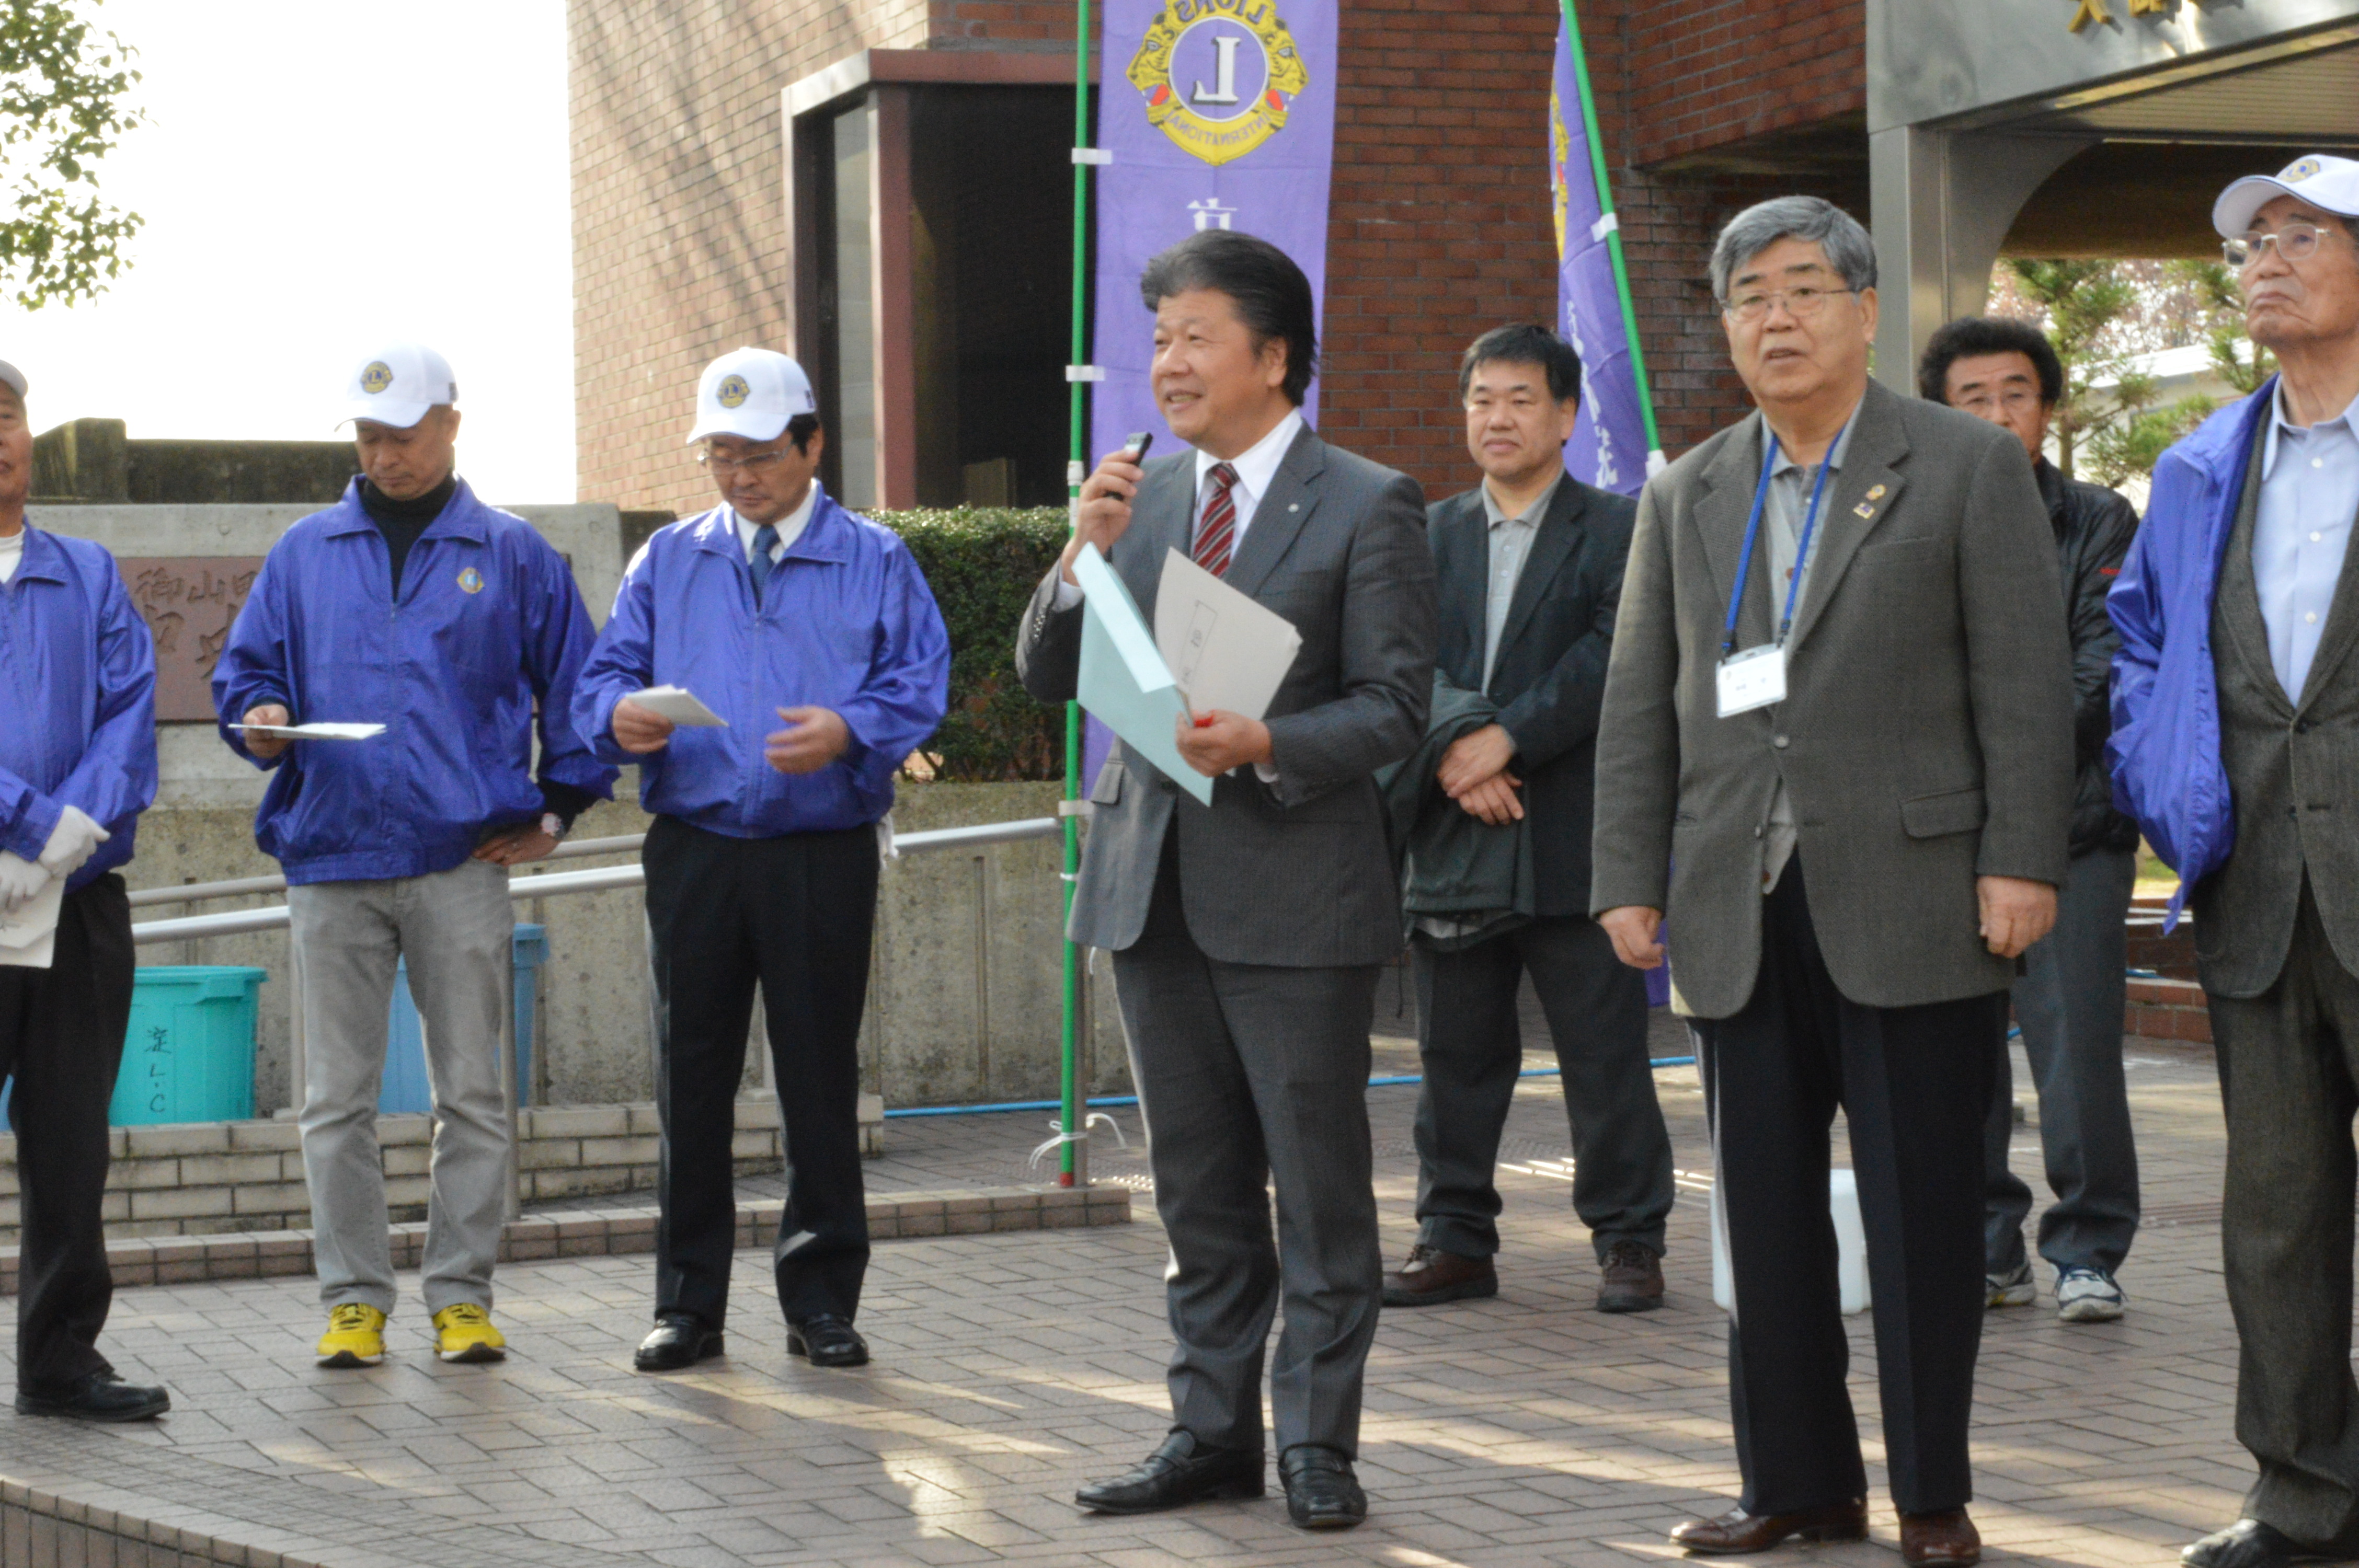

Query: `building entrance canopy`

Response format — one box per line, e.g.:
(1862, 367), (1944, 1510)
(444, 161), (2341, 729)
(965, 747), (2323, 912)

(1866, 0), (2359, 388)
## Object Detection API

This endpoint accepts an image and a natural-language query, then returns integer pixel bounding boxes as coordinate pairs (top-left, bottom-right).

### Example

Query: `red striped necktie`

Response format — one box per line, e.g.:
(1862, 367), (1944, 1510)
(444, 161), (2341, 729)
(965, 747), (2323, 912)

(1192, 462), (1240, 578)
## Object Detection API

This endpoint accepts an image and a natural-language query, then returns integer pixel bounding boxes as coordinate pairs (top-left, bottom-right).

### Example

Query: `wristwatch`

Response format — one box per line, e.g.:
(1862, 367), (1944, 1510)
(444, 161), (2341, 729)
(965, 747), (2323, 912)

(541, 812), (570, 845)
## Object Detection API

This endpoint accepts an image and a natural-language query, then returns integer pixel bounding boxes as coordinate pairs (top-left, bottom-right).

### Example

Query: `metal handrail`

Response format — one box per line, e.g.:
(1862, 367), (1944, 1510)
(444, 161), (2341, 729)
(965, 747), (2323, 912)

(125, 831), (650, 908)
(128, 817), (1060, 947)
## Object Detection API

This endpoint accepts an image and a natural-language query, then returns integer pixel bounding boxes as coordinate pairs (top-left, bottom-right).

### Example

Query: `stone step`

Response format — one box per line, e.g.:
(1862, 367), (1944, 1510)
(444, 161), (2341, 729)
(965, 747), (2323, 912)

(2126, 973), (2212, 1046)
(0, 1183), (1131, 1297)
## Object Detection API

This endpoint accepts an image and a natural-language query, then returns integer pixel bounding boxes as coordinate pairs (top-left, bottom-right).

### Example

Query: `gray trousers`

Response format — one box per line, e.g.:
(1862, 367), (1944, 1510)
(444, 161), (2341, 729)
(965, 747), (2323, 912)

(288, 858), (513, 1316)
(1113, 846), (1383, 1459)
(1984, 845), (2140, 1276)
(1411, 915), (1674, 1261)
(2208, 878), (2359, 1547)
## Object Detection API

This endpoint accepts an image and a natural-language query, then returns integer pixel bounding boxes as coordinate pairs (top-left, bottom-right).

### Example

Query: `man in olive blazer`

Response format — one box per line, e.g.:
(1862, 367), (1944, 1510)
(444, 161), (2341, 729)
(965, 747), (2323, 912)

(1593, 198), (2072, 1566)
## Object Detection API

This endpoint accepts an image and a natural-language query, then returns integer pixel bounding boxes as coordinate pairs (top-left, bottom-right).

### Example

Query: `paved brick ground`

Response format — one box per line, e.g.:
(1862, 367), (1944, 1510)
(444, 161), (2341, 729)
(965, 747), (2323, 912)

(0, 1020), (2254, 1567)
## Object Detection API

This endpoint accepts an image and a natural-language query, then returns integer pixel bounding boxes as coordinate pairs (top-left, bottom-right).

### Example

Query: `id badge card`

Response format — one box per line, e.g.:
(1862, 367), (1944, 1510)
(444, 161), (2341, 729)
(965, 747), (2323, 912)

(1716, 643), (1786, 717)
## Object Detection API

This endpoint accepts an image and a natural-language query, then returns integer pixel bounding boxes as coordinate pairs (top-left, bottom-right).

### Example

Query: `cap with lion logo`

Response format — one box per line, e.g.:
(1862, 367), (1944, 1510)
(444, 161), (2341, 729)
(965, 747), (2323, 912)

(339, 343), (457, 431)
(2213, 154), (2359, 239)
(688, 347), (816, 446)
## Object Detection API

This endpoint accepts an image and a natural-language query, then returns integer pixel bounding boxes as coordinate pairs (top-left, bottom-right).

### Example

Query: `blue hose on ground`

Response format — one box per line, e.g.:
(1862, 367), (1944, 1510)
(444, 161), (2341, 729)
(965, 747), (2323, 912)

(880, 1057), (1700, 1119)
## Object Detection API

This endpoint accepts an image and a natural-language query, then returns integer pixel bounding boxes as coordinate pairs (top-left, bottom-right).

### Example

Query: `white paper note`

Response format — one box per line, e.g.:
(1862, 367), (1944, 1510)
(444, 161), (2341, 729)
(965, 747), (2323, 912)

(1072, 546), (1212, 805)
(228, 722), (388, 741)
(1153, 550), (1302, 721)
(0, 877), (62, 970)
(624, 687), (728, 727)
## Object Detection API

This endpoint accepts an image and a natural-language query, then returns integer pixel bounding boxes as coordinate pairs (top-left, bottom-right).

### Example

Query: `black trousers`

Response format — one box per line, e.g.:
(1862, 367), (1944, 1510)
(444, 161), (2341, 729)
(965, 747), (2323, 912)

(643, 816), (877, 1328)
(1411, 916), (1674, 1261)
(0, 874), (132, 1394)
(2206, 878), (2359, 1547)
(1694, 861), (2000, 1516)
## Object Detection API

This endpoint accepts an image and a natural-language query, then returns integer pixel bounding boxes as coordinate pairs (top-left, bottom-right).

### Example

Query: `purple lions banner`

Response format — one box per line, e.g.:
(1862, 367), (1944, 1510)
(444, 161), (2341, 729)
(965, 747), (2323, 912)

(1090, 0), (1340, 450)
(1083, 0), (1339, 786)
(1549, 20), (1655, 497)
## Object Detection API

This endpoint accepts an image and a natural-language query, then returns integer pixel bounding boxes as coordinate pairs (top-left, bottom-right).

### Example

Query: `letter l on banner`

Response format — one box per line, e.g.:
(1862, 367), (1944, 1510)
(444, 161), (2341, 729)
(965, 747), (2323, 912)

(1090, 0), (1340, 453)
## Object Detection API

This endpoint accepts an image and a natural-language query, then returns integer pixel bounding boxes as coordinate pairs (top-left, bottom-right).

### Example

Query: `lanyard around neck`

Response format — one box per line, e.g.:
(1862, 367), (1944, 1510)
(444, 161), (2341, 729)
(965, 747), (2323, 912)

(1720, 412), (1853, 656)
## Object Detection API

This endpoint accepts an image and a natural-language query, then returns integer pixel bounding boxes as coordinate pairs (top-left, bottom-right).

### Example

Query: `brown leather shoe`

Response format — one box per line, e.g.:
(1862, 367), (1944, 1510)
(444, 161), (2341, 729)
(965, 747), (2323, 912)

(1670, 1498), (1868, 1553)
(1599, 1240), (1666, 1312)
(1902, 1509), (1982, 1566)
(1381, 1244), (1497, 1307)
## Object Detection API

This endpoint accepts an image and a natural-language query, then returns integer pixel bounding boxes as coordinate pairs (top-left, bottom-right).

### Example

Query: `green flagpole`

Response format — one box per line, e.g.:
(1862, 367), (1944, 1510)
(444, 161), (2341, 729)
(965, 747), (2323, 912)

(1558, 0), (1662, 464)
(1058, 0), (1094, 1187)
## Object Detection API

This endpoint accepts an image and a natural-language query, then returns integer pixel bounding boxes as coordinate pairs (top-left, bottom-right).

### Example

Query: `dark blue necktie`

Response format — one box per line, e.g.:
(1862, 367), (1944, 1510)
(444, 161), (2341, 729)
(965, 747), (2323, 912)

(749, 524), (779, 603)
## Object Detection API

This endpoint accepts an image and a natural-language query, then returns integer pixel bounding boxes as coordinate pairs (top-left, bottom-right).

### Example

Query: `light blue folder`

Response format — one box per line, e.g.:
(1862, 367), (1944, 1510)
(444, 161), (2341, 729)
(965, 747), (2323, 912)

(1073, 545), (1214, 806)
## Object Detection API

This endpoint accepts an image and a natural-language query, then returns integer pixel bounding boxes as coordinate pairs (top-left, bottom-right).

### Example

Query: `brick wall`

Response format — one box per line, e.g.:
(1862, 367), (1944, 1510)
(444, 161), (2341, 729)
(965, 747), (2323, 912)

(569, 0), (1870, 506)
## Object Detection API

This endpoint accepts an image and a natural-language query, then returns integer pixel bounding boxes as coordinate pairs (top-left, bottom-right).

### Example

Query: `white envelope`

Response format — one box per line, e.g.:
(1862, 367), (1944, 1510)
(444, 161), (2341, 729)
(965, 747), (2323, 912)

(0, 877), (62, 970)
(1154, 549), (1302, 721)
(230, 722), (387, 741)
(626, 686), (728, 727)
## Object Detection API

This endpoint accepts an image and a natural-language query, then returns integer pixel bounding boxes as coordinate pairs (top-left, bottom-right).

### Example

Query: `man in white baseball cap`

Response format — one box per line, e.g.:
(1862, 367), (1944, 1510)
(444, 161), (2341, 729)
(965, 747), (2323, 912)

(214, 344), (616, 1372)
(2110, 154), (2359, 1568)
(575, 347), (948, 1377)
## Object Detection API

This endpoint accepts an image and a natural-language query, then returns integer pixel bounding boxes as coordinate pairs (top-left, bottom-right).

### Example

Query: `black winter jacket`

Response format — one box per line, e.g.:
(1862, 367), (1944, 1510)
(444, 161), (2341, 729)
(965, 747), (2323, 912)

(2039, 458), (2141, 858)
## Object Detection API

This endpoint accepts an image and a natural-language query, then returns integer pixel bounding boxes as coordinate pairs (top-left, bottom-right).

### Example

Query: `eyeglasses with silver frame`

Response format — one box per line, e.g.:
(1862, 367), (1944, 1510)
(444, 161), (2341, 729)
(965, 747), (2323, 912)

(2224, 222), (2335, 270)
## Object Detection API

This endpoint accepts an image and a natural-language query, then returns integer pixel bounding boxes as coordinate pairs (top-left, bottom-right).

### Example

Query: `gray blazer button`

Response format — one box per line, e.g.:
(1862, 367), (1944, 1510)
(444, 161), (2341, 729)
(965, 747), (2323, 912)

(1772, 734), (1790, 749)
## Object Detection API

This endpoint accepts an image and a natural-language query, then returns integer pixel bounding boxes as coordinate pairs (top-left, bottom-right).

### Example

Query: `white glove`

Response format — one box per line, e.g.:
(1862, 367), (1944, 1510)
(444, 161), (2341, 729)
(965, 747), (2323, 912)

(36, 806), (109, 880)
(0, 851), (48, 917)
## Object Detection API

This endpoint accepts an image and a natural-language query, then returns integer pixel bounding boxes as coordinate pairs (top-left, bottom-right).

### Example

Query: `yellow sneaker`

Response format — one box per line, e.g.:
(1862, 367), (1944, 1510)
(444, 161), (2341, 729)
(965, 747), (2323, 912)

(316, 1302), (386, 1368)
(432, 1303), (508, 1364)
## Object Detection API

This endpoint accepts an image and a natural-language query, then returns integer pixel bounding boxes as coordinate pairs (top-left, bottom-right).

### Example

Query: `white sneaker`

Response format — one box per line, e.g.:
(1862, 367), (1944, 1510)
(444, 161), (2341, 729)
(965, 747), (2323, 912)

(1986, 1262), (2036, 1308)
(2055, 1266), (2124, 1323)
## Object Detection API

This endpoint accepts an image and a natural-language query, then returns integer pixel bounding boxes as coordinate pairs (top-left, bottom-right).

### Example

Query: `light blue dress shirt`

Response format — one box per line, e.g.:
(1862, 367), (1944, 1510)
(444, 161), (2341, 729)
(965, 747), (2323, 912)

(2252, 383), (2359, 700)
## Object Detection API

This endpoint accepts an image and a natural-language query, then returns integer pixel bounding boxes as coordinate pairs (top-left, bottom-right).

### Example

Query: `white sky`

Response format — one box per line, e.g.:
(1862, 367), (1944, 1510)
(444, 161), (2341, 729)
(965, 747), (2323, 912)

(0, 0), (575, 503)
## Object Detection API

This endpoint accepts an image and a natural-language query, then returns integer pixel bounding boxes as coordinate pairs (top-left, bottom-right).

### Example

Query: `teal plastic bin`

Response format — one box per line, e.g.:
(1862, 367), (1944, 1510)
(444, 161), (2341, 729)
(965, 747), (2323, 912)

(380, 924), (547, 1114)
(110, 966), (268, 1126)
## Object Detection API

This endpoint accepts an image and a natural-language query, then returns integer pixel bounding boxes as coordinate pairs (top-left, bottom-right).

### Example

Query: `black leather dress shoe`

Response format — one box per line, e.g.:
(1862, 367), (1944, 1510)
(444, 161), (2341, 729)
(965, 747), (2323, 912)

(1279, 1444), (1367, 1529)
(1670, 1498), (1869, 1553)
(14, 1371), (170, 1422)
(787, 1313), (870, 1368)
(634, 1313), (723, 1373)
(1075, 1430), (1264, 1514)
(2184, 1519), (2331, 1568)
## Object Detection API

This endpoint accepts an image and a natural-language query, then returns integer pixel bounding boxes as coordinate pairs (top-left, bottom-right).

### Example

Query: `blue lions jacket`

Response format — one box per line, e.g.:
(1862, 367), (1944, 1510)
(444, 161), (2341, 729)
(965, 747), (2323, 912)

(0, 526), (157, 889)
(211, 479), (616, 885)
(2108, 379), (2277, 927)
(572, 488), (949, 837)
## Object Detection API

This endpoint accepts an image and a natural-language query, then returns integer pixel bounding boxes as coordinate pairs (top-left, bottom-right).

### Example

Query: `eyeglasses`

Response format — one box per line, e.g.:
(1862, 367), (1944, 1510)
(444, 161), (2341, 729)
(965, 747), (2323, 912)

(2224, 222), (2337, 270)
(695, 445), (793, 475)
(1721, 284), (1857, 324)
(1952, 387), (2044, 417)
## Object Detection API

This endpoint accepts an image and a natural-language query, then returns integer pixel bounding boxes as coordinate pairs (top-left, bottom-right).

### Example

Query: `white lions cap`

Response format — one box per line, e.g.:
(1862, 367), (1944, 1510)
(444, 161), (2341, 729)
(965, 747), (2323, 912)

(2214, 154), (2359, 238)
(0, 361), (26, 399)
(688, 347), (817, 445)
(339, 343), (457, 430)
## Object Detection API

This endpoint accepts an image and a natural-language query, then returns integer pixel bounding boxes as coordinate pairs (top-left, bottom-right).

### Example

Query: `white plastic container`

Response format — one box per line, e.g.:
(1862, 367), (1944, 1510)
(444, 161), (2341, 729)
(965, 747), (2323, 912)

(1711, 1166), (1871, 1316)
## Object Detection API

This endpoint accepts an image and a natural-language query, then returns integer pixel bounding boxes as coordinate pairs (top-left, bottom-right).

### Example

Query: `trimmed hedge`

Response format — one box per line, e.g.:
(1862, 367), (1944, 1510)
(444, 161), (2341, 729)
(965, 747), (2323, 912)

(876, 507), (1070, 782)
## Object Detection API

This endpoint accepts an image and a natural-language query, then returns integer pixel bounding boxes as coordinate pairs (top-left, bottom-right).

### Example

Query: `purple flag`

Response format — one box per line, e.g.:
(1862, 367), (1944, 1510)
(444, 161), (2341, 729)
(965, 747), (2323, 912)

(1550, 18), (1658, 497)
(1083, 0), (1339, 789)
(1091, 0), (1339, 452)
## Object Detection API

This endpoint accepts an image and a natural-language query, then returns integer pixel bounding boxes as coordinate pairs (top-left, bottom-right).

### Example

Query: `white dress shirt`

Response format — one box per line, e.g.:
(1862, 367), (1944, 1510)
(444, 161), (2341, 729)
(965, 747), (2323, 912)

(733, 481), (821, 566)
(0, 527), (20, 586)
(1053, 409), (1306, 611)
(2252, 382), (2359, 700)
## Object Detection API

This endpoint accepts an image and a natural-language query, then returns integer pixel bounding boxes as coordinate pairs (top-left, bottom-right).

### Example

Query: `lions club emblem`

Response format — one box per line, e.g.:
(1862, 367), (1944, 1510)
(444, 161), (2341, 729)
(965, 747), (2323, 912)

(716, 374), (750, 409)
(457, 567), (484, 595)
(1128, 1), (1308, 168)
(360, 361), (393, 395)
(2286, 157), (2324, 183)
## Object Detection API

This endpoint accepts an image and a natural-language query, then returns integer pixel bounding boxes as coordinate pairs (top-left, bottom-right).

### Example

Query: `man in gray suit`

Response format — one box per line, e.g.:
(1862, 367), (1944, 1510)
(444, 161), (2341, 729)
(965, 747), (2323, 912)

(2112, 155), (2359, 1568)
(1015, 229), (1435, 1531)
(1592, 197), (2073, 1568)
